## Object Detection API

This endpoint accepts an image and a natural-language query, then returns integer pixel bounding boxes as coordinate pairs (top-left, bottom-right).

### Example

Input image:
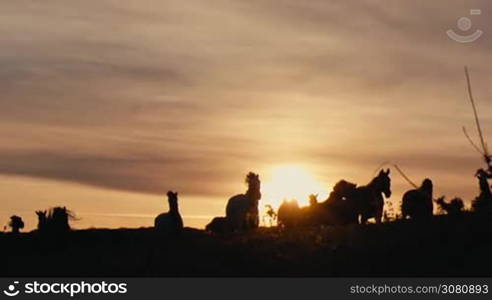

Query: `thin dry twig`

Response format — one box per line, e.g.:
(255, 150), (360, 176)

(392, 164), (418, 189)
(373, 161), (418, 188)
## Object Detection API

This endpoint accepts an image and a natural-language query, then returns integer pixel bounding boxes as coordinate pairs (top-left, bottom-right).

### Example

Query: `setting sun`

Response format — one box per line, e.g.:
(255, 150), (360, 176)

(262, 165), (330, 209)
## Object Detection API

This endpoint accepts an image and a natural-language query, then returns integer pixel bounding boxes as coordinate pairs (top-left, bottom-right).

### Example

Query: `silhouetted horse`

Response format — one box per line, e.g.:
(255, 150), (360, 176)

(9, 215), (24, 234)
(473, 169), (492, 211)
(205, 217), (231, 234)
(319, 180), (358, 225)
(154, 191), (183, 235)
(401, 178), (433, 220)
(36, 207), (74, 234)
(277, 199), (300, 228)
(226, 172), (261, 231)
(351, 169), (392, 224)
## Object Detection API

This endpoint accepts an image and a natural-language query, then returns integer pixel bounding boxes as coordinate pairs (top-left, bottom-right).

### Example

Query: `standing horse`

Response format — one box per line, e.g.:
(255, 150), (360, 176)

(351, 169), (392, 224)
(226, 172), (261, 231)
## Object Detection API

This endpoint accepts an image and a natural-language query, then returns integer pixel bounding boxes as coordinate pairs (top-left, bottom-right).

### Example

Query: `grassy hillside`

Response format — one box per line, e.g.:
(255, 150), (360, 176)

(1, 212), (491, 277)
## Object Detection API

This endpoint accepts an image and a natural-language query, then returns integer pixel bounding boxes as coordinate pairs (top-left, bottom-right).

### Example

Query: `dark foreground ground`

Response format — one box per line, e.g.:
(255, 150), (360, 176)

(1, 212), (491, 277)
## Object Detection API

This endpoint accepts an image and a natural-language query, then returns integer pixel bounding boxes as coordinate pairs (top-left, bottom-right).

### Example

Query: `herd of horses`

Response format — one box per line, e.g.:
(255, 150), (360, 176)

(6, 207), (76, 235)
(6, 167), (490, 235)
(201, 167), (491, 234)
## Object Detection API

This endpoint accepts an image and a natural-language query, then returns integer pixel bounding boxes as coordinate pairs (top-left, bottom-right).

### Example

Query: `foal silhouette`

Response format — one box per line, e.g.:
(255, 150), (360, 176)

(277, 199), (300, 228)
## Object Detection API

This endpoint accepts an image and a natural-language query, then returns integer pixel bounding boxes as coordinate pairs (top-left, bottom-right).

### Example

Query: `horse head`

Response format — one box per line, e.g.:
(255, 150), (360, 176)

(420, 178), (433, 196)
(245, 172), (261, 201)
(376, 168), (392, 198)
(309, 194), (318, 206)
(35, 210), (47, 231)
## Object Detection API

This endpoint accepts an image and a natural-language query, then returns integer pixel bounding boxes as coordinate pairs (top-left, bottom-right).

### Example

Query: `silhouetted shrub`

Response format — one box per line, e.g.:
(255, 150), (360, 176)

(205, 217), (231, 234)
(401, 178), (433, 220)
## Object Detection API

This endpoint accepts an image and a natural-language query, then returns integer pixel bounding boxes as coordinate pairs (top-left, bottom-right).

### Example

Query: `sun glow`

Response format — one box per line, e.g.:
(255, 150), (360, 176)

(261, 165), (329, 209)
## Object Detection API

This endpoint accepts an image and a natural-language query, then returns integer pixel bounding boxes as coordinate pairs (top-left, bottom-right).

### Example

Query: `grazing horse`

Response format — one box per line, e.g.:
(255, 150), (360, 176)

(154, 191), (183, 235)
(351, 169), (392, 224)
(277, 199), (300, 228)
(401, 178), (433, 220)
(226, 172), (261, 231)
(436, 197), (464, 217)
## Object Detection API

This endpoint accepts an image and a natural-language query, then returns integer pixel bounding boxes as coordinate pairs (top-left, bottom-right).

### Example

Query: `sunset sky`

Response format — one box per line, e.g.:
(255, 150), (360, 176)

(2, 1), (492, 230)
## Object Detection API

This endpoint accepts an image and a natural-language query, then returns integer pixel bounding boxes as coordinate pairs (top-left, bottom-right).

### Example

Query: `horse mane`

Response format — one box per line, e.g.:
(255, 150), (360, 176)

(48, 207), (77, 221)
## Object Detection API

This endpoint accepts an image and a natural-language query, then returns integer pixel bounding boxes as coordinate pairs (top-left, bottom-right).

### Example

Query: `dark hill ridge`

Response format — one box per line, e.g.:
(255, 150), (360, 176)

(1, 212), (491, 277)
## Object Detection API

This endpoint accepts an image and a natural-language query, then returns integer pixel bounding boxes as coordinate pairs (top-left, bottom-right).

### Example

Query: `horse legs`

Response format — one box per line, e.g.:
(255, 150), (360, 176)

(375, 213), (382, 224)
